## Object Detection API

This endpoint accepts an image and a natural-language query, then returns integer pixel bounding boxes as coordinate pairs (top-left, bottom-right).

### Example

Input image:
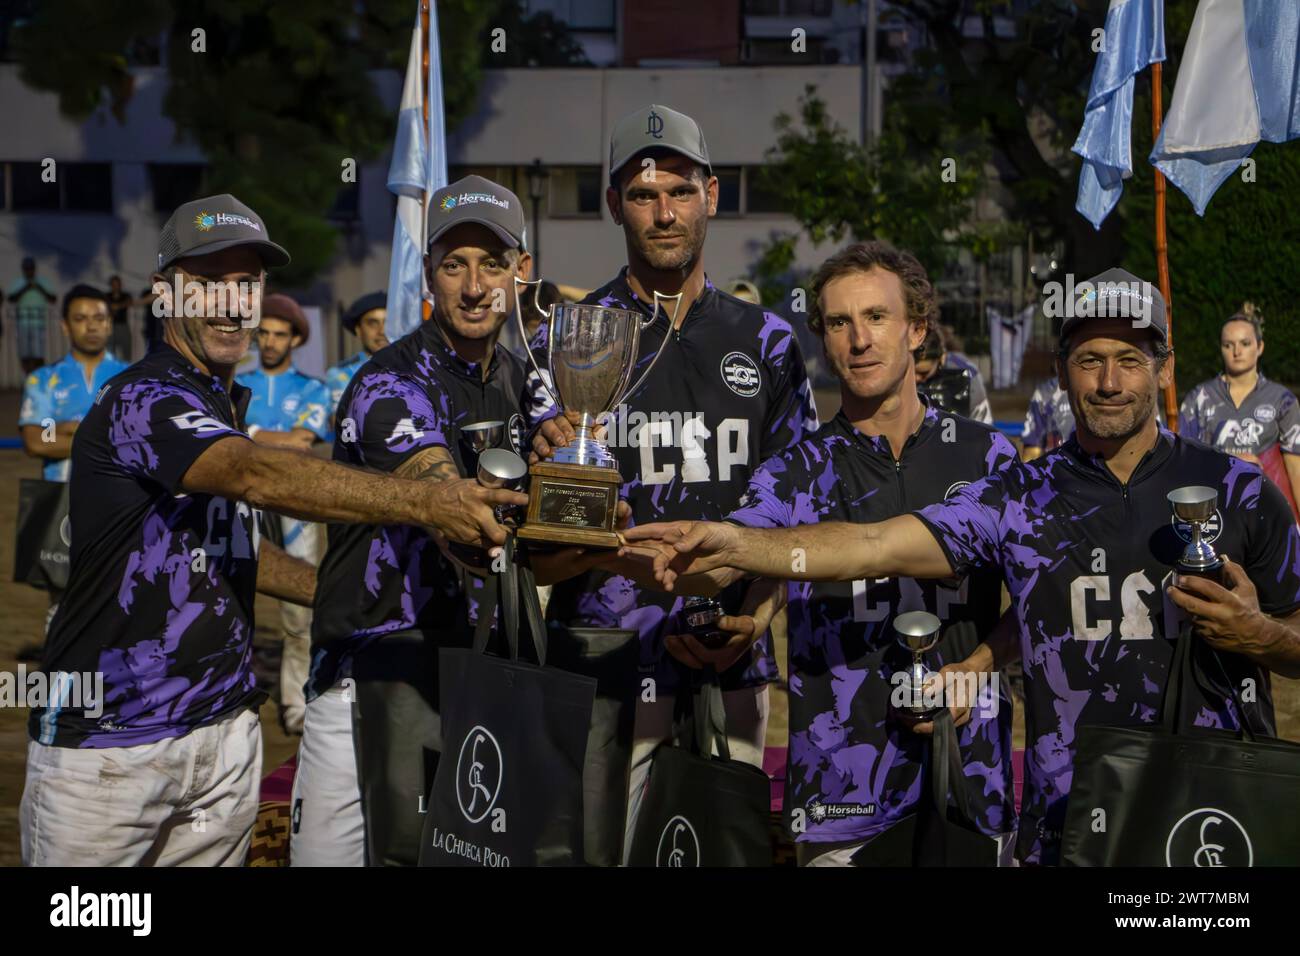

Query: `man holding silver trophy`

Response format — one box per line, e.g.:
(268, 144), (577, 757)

(292, 175), (543, 866)
(521, 104), (820, 855)
(627, 268), (1300, 866)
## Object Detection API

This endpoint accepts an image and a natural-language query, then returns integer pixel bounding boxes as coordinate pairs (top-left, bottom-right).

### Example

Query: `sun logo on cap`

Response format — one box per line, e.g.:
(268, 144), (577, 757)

(194, 212), (215, 231)
(440, 196), (457, 210)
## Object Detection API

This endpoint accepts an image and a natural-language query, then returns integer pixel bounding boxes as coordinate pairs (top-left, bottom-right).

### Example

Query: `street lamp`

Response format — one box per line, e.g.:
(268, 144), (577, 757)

(527, 159), (548, 273)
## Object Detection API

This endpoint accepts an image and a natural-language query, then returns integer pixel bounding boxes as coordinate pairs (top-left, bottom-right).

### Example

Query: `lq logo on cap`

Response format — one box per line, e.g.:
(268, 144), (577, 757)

(656, 815), (700, 867)
(1165, 808), (1252, 867)
(455, 725), (503, 824)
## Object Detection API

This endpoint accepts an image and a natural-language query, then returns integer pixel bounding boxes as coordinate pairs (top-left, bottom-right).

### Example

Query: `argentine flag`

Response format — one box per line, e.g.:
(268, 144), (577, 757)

(385, 5), (448, 341)
(1072, 0), (1166, 229)
(1150, 0), (1300, 216)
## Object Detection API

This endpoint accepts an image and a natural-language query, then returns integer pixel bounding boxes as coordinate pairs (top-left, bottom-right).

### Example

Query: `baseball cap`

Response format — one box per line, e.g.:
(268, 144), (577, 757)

(261, 292), (310, 344)
(609, 104), (711, 182)
(157, 194), (290, 272)
(426, 175), (526, 251)
(1059, 267), (1168, 348)
(342, 291), (386, 333)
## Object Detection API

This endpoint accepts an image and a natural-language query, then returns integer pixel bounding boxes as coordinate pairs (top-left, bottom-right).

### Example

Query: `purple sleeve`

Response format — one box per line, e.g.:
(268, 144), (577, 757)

(726, 454), (795, 529)
(758, 313), (820, 460)
(108, 380), (248, 493)
(987, 430), (1019, 474)
(914, 473), (1007, 576)
(1276, 390), (1300, 455)
(1178, 386), (1203, 443)
(1238, 459), (1300, 615)
(342, 370), (451, 472)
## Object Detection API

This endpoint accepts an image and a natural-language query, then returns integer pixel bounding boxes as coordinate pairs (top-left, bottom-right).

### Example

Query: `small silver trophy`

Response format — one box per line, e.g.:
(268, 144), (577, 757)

(460, 420), (505, 456)
(1168, 486), (1225, 586)
(894, 610), (943, 722)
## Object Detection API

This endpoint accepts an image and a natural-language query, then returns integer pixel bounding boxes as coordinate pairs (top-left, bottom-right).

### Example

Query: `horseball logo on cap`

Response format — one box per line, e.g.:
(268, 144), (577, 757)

(455, 724), (503, 824)
(1165, 808), (1252, 867)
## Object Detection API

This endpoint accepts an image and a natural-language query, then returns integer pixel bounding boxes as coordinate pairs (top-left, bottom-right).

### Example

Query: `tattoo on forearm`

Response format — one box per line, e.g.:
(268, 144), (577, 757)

(395, 446), (461, 482)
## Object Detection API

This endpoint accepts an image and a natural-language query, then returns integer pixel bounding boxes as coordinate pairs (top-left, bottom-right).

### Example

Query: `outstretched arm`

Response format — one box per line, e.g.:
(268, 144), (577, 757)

(622, 515), (955, 590)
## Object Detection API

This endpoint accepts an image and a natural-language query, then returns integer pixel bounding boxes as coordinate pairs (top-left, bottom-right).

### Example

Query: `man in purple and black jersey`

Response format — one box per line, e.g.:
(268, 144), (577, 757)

(20, 194), (524, 867)
(524, 105), (819, 853)
(697, 242), (1018, 865)
(628, 267), (1300, 866)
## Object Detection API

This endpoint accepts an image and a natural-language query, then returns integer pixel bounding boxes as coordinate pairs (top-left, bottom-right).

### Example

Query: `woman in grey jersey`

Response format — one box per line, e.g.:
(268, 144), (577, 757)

(1180, 305), (1300, 515)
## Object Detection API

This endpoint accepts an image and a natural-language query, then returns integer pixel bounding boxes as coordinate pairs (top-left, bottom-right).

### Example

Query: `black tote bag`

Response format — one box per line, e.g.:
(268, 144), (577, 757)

(419, 538), (597, 867)
(626, 675), (773, 867)
(848, 710), (1001, 866)
(1061, 625), (1300, 866)
(14, 478), (71, 590)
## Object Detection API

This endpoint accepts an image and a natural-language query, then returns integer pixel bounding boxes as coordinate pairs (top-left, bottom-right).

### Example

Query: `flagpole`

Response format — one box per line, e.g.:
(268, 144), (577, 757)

(420, 0), (433, 324)
(1151, 60), (1178, 431)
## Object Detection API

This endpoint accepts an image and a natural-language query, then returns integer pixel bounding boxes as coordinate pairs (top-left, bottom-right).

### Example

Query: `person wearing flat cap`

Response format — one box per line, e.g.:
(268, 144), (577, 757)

(235, 292), (332, 735)
(325, 291), (389, 422)
(20, 194), (526, 867)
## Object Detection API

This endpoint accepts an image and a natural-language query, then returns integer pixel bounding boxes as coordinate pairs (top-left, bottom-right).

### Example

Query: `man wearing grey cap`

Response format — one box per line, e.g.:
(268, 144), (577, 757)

(627, 265), (1300, 865)
(20, 194), (525, 867)
(525, 104), (820, 857)
(292, 174), (549, 867)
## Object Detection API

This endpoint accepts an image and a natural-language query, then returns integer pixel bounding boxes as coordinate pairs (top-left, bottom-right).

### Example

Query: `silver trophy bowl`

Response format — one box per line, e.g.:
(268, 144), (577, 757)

(1168, 486), (1222, 575)
(477, 448), (527, 489)
(461, 420), (505, 455)
(894, 610), (943, 720)
(513, 276), (682, 469)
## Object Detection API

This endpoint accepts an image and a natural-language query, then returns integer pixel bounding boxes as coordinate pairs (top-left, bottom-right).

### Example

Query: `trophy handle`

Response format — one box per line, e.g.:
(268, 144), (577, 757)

(511, 276), (561, 412)
(617, 290), (683, 405)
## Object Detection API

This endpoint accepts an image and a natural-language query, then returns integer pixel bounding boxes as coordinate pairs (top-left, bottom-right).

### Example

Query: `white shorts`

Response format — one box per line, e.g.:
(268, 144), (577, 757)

(20, 708), (261, 866)
(289, 684), (366, 867)
(623, 683), (770, 863)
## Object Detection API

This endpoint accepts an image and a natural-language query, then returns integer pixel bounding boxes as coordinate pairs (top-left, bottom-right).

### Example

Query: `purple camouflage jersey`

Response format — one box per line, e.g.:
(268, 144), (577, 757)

(915, 430), (1300, 864)
(1180, 373), (1300, 459)
(524, 268), (819, 693)
(728, 403), (1018, 844)
(307, 321), (528, 699)
(31, 346), (262, 748)
(1022, 376), (1075, 450)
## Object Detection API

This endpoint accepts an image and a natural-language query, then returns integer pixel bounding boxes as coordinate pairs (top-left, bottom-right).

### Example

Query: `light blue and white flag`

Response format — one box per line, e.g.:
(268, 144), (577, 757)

(1150, 0), (1300, 216)
(385, 4), (449, 341)
(1072, 0), (1166, 229)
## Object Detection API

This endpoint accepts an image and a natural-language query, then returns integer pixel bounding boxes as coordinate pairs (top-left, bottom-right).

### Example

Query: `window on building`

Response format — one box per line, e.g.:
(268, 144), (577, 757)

(148, 164), (209, 213)
(744, 167), (786, 215)
(713, 167), (741, 216)
(328, 173), (361, 222)
(744, 0), (832, 15)
(546, 166), (601, 217)
(6, 161), (112, 212)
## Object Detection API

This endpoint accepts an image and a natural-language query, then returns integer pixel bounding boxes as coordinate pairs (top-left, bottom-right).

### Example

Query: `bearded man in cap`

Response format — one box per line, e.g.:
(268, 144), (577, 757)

(20, 194), (524, 866)
(525, 104), (819, 857)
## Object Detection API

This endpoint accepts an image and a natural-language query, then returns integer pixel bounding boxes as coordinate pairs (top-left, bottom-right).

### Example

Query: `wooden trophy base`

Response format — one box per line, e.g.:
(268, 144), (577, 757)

(516, 460), (623, 549)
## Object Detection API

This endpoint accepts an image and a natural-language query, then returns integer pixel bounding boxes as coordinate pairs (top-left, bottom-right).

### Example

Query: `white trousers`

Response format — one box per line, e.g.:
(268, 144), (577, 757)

(289, 685), (366, 867)
(278, 517), (319, 734)
(21, 708), (261, 867)
(623, 684), (770, 863)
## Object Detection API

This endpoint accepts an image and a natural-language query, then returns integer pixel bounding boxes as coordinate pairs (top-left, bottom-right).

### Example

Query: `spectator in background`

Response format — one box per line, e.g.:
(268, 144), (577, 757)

(9, 257), (57, 373)
(106, 275), (134, 361)
(1021, 374), (1074, 460)
(325, 291), (389, 423)
(236, 292), (332, 735)
(1180, 304), (1300, 519)
(912, 324), (993, 424)
(17, 283), (129, 661)
(724, 278), (762, 304)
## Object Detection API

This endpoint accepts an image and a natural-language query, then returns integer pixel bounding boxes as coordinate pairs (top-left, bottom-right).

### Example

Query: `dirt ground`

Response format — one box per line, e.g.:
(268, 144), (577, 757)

(0, 385), (1296, 866)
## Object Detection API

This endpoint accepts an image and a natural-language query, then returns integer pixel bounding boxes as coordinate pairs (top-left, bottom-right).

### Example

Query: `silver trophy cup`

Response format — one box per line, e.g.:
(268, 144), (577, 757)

(509, 276), (681, 547)
(1168, 486), (1225, 585)
(894, 610), (944, 721)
